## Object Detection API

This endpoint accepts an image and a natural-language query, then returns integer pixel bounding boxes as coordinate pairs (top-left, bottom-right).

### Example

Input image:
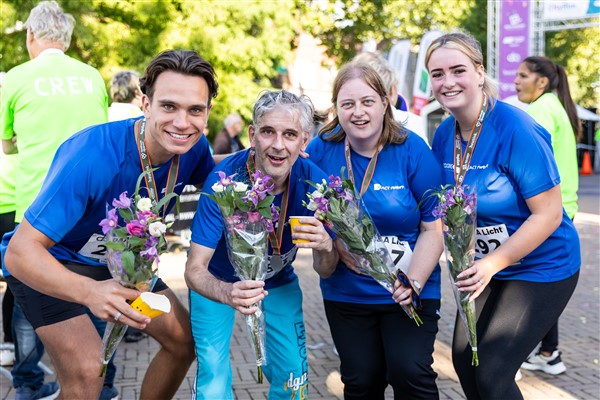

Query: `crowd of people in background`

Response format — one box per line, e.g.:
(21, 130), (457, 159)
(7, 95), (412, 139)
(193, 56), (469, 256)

(0, 2), (588, 400)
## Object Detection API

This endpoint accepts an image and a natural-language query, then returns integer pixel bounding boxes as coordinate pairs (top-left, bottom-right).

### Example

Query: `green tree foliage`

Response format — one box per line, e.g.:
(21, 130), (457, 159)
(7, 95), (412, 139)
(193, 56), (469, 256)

(1, 0), (177, 74)
(1, 0), (296, 144)
(295, 0), (470, 64)
(546, 27), (600, 109)
(162, 1), (297, 143)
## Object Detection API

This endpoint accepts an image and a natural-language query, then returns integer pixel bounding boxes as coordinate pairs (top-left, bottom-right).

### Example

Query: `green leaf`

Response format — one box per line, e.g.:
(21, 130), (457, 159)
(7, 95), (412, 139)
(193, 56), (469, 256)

(121, 251), (136, 277)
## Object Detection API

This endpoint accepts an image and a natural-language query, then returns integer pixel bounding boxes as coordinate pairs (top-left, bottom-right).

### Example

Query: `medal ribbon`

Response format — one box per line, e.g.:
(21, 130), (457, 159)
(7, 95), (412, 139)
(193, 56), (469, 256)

(453, 93), (488, 185)
(246, 151), (289, 256)
(137, 119), (180, 216)
(344, 137), (381, 196)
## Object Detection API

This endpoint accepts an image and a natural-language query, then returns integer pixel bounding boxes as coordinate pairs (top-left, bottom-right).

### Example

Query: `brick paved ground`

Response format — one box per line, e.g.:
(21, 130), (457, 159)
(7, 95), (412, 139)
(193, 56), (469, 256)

(1, 181), (598, 399)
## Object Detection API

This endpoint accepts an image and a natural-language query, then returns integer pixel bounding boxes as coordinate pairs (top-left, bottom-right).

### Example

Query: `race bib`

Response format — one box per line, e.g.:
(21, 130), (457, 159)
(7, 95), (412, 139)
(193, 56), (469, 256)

(266, 246), (298, 279)
(78, 233), (109, 263)
(380, 236), (413, 274)
(475, 224), (509, 259)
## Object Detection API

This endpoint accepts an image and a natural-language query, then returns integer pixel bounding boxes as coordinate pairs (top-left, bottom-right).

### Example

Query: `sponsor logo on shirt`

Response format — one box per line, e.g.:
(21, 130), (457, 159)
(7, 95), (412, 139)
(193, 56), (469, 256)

(373, 183), (405, 191)
(443, 163), (489, 170)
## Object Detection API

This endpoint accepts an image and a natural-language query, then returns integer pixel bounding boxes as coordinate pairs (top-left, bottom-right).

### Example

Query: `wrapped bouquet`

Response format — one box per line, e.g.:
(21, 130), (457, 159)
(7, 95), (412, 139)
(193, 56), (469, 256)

(432, 184), (479, 366)
(97, 170), (176, 376)
(204, 170), (279, 383)
(304, 169), (422, 326)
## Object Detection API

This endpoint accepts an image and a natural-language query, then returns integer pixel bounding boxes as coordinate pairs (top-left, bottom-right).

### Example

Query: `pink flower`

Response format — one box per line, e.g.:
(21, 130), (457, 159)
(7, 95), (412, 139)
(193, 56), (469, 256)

(247, 211), (261, 223)
(126, 220), (146, 237)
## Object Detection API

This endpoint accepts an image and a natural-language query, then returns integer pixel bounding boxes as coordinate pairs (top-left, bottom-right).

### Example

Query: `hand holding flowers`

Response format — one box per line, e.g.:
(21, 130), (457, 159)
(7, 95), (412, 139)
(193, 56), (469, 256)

(303, 169), (423, 326)
(97, 169), (176, 376)
(431, 184), (479, 366)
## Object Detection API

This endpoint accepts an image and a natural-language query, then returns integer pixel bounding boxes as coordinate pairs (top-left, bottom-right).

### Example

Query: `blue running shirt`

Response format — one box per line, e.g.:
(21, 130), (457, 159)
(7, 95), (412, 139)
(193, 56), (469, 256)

(191, 149), (328, 290)
(306, 132), (443, 303)
(431, 101), (580, 282)
(1, 118), (214, 273)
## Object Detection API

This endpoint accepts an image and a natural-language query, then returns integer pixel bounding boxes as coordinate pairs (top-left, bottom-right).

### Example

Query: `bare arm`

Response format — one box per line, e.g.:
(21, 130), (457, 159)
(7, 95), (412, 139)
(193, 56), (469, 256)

(393, 219), (443, 305)
(184, 242), (267, 315)
(5, 219), (150, 328)
(2, 138), (17, 154)
(291, 217), (338, 278)
(457, 185), (564, 301)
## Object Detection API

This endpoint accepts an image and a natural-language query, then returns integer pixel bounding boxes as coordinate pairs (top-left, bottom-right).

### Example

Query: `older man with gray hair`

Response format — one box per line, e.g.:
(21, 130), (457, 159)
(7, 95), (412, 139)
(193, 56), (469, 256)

(185, 90), (338, 399)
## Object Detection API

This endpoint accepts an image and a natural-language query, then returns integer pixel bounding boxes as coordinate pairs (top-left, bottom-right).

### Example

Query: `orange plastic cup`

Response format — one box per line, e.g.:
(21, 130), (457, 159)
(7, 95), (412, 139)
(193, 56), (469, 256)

(130, 292), (171, 319)
(289, 216), (310, 244)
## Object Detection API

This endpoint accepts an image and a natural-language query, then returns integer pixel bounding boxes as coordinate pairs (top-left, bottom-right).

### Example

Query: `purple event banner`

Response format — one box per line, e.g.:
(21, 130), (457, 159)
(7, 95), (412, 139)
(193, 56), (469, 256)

(498, 0), (531, 100)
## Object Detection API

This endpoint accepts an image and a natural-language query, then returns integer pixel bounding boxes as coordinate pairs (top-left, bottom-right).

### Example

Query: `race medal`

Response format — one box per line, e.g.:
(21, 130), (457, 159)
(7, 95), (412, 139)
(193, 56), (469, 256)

(270, 254), (284, 272)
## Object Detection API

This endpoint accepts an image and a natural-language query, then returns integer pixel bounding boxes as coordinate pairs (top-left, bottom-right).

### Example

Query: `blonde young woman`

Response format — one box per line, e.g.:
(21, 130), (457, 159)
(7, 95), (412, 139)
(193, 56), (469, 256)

(426, 32), (580, 399)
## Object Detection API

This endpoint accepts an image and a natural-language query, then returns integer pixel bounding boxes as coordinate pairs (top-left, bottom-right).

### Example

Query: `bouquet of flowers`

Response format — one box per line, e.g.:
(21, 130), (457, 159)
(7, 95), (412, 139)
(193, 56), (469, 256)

(97, 170), (176, 377)
(432, 184), (479, 366)
(304, 169), (422, 326)
(204, 170), (279, 384)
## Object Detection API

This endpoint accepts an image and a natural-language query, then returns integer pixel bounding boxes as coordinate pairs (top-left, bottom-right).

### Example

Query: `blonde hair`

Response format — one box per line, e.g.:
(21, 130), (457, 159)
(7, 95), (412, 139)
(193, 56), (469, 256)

(425, 32), (499, 101)
(353, 52), (398, 100)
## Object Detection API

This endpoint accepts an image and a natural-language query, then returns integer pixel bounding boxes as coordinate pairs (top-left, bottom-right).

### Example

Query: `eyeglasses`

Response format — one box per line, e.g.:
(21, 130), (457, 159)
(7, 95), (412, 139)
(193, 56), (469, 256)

(396, 270), (422, 310)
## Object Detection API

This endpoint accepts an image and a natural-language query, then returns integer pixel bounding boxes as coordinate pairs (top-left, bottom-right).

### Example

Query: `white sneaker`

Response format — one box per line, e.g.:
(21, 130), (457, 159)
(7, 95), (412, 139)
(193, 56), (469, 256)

(515, 369), (522, 381)
(521, 350), (567, 375)
(0, 348), (15, 366)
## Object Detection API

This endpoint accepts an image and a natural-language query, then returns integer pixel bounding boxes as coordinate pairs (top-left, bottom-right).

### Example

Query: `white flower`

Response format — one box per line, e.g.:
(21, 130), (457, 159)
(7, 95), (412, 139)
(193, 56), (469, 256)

(234, 182), (248, 192)
(137, 197), (152, 212)
(212, 182), (225, 193)
(310, 190), (323, 199)
(307, 200), (318, 211)
(148, 221), (167, 237)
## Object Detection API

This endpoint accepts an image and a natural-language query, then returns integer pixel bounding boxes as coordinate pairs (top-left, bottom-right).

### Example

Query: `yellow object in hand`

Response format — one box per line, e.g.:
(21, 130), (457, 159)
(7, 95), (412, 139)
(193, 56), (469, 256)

(130, 292), (171, 318)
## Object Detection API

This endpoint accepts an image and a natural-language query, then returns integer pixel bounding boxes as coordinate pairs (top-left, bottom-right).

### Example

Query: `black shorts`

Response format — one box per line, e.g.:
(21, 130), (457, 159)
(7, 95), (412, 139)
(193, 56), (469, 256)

(6, 262), (168, 329)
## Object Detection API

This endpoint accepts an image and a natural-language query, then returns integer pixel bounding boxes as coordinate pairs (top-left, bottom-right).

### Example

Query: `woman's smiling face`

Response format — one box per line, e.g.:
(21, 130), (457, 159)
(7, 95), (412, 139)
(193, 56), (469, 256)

(336, 77), (388, 145)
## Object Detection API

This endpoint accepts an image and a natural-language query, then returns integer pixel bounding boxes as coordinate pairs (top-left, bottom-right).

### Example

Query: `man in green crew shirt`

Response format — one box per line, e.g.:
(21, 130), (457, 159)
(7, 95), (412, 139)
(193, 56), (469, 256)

(1, 0), (108, 225)
(0, 2), (108, 399)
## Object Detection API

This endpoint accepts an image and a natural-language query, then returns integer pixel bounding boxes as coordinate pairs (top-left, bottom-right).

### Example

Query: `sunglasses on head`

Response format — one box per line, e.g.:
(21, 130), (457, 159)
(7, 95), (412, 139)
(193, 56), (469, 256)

(396, 270), (423, 310)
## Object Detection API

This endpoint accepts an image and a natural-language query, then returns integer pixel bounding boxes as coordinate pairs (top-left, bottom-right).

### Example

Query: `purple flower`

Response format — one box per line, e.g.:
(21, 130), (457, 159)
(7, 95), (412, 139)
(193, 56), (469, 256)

(126, 220), (146, 237)
(328, 175), (342, 190)
(99, 208), (119, 235)
(112, 192), (131, 209)
(342, 189), (354, 202)
(140, 245), (158, 260)
(270, 204), (279, 223)
(217, 171), (237, 187)
(262, 218), (275, 232)
(243, 189), (260, 207)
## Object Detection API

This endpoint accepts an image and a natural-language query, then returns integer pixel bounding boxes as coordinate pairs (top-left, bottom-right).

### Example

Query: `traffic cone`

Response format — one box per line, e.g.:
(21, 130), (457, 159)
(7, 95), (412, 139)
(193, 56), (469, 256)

(580, 150), (593, 176)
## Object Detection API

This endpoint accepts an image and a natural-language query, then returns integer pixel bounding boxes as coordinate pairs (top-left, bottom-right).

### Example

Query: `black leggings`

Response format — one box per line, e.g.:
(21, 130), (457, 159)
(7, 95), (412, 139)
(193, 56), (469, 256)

(1, 211), (16, 342)
(325, 299), (440, 400)
(452, 272), (579, 400)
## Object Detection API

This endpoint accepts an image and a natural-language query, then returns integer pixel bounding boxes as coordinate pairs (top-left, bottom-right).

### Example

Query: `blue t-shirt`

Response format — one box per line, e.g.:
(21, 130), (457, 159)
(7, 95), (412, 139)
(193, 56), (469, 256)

(306, 132), (443, 303)
(431, 100), (580, 282)
(1, 118), (214, 274)
(191, 149), (328, 290)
